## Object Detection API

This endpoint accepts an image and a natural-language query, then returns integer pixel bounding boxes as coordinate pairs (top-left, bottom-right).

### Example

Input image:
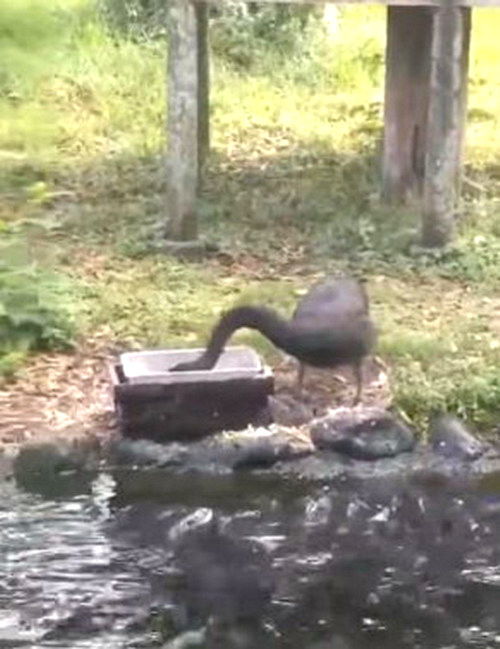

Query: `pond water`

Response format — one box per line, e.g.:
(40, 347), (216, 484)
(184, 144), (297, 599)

(2, 465), (500, 648)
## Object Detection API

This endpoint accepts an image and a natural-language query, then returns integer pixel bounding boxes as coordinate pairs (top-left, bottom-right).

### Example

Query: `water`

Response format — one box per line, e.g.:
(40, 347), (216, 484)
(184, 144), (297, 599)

(1, 465), (500, 648)
(0, 473), (151, 647)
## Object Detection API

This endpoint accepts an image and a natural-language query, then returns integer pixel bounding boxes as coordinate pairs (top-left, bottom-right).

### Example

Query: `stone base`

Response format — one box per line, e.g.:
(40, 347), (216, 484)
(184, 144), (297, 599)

(155, 238), (218, 261)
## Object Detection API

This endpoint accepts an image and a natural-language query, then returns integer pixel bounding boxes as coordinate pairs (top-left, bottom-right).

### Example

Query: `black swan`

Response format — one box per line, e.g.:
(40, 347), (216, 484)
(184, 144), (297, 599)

(170, 276), (377, 404)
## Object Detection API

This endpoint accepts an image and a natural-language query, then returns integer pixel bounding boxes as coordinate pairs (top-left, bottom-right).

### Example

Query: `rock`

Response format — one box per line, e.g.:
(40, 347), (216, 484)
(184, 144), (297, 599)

(216, 427), (314, 471)
(0, 452), (14, 482)
(171, 510), (273, 623)
(429, 414), (486, 460)
(110, 427), (313, 474)
(104, 410), (500, 486)
(310, 407), (416, 460)
(13, 438), (100, 497)
(169, 508), (216, 542)
(14, 438), (99, 476)
(109, 438), (188, 467)
(268, 394), (314, 426)
(156, 238), (217, 262)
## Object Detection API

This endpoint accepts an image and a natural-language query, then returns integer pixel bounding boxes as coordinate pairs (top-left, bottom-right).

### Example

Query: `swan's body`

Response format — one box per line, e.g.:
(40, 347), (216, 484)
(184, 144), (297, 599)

(170, 277), (377, 404)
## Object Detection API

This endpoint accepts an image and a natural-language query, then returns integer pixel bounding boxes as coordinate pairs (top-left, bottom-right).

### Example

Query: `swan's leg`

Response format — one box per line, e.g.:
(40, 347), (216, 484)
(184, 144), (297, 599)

(352, 359), (363, 406)
(297, 362), (306, 394)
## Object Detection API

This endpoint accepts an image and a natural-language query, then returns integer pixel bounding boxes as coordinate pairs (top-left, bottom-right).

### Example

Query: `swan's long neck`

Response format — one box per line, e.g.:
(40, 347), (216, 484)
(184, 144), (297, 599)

(199, 306), (295, 368)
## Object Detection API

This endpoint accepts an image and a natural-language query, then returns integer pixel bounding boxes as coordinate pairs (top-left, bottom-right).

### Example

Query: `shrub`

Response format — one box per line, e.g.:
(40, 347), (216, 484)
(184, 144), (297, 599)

(97, 0), (319, 62)
(0, 229), (75, 378)
(209, 2), (320, 69)
(97, 0), (168, 39)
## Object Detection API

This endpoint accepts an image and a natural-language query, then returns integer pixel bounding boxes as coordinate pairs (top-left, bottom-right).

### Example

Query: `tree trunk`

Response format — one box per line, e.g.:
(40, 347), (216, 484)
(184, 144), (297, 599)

(421, 5), (471, 247)
(165, 0), (209, 241)
(382, 6), (433, 203)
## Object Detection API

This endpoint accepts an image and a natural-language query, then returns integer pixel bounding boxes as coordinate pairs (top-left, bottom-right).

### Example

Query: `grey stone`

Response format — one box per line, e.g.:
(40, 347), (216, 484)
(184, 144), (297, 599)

(110, 426), (313, 474)
(14, 438), (99, 477)
(13, 438), (100, 497)
(109, 438), (188, 468)
(310, 407), (416, 460)
(268, 394), (314, 426)
(429, 414), (486, 460)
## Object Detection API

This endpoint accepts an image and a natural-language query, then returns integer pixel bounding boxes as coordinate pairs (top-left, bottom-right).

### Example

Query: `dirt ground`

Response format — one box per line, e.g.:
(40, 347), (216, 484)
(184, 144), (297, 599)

(0, 343), (117, 452)
(0, 345), (391, 453)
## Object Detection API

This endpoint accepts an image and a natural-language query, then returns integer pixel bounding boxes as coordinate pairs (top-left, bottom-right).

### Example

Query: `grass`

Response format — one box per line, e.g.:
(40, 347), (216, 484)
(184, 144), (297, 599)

(2, 2), (500, 432)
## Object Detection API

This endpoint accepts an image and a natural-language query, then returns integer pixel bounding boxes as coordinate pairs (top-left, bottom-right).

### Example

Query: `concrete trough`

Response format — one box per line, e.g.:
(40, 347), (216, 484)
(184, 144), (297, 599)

(121, 347), (264, 384)
(111, 347), (274, 442)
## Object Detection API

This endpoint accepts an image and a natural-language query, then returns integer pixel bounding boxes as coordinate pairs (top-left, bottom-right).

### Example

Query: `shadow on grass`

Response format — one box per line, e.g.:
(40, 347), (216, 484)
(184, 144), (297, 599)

(4, 130), (500, 285)
(15, 138), (417, 268)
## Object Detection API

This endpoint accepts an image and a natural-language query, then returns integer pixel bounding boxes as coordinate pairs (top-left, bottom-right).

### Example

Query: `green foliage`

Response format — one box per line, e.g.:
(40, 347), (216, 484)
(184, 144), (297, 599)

(0, 229), (75, 378)
(97, 0), (317, 50)
(209, 4), (384, 87)
(392, 361), (500, 435)
(373, 276), (500, 433)
(209, 3), (320, 71)
(96, 0), (384, 87)
(412, 237), (500, 284)
(97, 0), (167, 40)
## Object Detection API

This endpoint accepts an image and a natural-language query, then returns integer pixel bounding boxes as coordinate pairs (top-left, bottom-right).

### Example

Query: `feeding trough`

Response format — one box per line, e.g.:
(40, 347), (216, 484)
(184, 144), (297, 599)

(111, 347), (274, 442)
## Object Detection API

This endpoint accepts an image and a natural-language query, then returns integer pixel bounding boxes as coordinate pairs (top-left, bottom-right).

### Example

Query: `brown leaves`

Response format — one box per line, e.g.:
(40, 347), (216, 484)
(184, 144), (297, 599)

(0, 341), (116, 450)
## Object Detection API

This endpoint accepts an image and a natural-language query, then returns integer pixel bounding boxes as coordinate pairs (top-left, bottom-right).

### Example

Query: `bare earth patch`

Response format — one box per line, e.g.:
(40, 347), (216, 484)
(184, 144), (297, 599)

(0, 342), (116, 452)
(274, 355), (390, 408)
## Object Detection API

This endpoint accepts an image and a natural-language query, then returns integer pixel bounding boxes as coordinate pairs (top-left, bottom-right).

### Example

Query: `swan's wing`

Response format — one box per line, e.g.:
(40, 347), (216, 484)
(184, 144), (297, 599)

(293, 278), (369, 325)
